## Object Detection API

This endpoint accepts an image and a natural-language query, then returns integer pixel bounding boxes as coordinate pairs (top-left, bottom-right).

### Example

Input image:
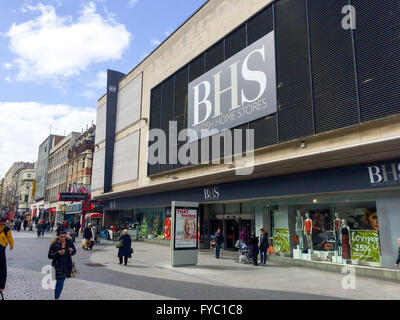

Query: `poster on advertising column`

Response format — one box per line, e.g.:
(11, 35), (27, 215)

(273, 228), (290, 254)
(174, 208), (198, 250)
(350, 230), (380, 263)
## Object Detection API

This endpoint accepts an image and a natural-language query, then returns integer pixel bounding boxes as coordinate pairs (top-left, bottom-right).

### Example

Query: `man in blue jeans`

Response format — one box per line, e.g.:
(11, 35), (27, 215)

(214, 228), (224, 259)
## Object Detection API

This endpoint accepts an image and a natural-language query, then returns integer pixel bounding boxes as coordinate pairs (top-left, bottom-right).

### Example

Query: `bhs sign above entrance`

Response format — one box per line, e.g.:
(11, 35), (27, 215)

(188, 31), (277, 139)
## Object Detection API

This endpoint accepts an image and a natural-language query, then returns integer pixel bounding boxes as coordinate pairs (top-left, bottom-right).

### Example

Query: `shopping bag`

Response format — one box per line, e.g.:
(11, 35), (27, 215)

(115, 239), (124, 249)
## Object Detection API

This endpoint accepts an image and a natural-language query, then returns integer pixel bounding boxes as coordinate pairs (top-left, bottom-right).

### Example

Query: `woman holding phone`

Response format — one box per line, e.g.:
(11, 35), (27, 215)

(48, 230), (77, 300)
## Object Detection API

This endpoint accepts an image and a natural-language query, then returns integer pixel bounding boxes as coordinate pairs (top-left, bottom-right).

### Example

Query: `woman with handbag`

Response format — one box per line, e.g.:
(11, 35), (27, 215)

(48, 230), (77, 300)
(117, 229), (132, 266)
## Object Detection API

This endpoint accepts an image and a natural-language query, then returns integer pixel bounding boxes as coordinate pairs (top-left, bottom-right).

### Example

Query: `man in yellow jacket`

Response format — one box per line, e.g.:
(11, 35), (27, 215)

(0, 216), (14, 297)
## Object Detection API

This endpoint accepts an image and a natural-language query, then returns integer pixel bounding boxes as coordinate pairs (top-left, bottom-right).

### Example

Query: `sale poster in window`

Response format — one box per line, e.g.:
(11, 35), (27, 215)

(350, 230), (380, 263)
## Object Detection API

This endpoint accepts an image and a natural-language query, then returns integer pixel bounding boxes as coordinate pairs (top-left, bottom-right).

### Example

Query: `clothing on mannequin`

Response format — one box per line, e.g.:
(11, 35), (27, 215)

(304, 213), (313, 252)
(334, 212), (342, 251)
(341, 219), (351, 260)
(295, 211), (304, 249)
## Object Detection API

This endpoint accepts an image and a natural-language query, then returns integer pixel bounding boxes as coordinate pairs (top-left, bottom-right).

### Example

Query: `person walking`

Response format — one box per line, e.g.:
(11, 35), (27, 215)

(63, 220), (69, 231)
(74, 220), (81, 238)
(23, 219), (28, 231)
(214, 227), (224, 259)
(248, 232), (259, 266)
(117, 229), (132, 265)
(259, 228), (269, 265)
(50, 220), (55, 232)
(89, 227), (96, 250)
(83, 224), (92, 250)
(48, 230), (76, 300)
(0, 216), (14, 299)
(37, 220), (46, 238)
(395, 237), (400, 268)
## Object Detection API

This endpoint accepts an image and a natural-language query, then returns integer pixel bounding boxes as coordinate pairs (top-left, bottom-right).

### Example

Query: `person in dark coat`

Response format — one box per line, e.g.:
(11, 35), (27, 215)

(37, 220), (46, 238)
(214, 228), (224, 259)
(74, 221), (81, 238)
(259, 228), (269, 265)
(248, 232), (259, 266)
(395, 237), (400, 268)
(117, 229), (132, 265)
(56, 223), (66, 236)
(23, 220), (28, 231)
(83, 224), (92, 250)
(48, 231), (76, 300)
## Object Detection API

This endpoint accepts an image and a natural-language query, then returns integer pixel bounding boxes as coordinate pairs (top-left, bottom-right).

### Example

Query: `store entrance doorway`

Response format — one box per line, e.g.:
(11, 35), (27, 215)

(224, 219), (240, 250)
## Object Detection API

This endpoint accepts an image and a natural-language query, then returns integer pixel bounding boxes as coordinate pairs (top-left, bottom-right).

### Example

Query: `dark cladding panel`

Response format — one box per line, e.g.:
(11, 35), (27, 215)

(206, 40), (224, 72)
(161, 76), (175, 131)
(225, 24), (247, 59)
(352, 0), (400, 121)
(148, 84), (162, 176)
(149, 84), (162, 130)
(308, 0), (359, 133)
(247, 6), (274, 45)
(275, 0), (314, 142)
(174, 66), (189, 121)
(189, 54), (206, 82)
(161, 76), (175, 173)
(249, 115), (277, 149)
(104, 69), (126, 193)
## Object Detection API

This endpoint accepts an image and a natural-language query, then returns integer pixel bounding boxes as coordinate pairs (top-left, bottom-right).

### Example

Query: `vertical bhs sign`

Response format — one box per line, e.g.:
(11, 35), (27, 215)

(188, 31), (277, 139)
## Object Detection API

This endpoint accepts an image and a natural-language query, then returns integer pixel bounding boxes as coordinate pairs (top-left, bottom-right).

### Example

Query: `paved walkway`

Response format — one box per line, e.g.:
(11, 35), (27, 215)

(91, 241), (400, 300)
(4, 231), (400, 300)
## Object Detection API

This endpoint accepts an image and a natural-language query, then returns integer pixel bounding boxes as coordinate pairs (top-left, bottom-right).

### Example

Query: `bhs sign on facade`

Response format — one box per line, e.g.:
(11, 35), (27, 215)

(367, 162), (400, 186)
(188, 31), (277, 139)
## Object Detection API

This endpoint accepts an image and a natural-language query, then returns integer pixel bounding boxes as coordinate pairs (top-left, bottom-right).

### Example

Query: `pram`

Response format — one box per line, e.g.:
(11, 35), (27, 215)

(234, 240), (254, 264)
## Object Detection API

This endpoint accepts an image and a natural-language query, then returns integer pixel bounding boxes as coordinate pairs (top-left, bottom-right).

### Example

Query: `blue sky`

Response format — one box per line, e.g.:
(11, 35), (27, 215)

(0, 0), (206, 177)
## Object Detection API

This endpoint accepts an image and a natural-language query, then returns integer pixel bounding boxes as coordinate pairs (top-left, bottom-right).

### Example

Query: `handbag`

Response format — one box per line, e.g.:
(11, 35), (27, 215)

(70, 260), (78, 278)
(115, 239), (124, 249)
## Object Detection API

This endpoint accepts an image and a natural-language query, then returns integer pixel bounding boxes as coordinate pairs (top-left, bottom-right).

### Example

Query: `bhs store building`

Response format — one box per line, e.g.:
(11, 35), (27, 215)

(92, 0), (400, 269)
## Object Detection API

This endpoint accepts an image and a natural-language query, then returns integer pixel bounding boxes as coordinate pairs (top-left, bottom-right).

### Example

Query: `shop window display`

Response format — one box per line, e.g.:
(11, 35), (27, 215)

(135, 208), (166, 240)
(292, 201), (380, 266)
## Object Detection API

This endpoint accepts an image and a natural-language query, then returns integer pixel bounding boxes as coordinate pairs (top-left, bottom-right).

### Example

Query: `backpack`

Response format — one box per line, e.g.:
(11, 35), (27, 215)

(0, 226), (10, 246)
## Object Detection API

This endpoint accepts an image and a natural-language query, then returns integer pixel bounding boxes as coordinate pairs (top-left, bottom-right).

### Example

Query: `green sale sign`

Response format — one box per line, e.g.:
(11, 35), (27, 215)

(273, 228), (290, 254)
(350, 230), (380, 263)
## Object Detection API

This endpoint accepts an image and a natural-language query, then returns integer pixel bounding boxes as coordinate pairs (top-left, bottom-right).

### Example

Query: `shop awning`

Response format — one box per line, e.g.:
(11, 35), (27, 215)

(84, 213), (103, 219)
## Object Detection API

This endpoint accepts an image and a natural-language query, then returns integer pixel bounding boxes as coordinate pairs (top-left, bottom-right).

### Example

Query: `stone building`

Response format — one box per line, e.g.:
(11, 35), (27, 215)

(45, 132), (80, 223)
(91, 0), (400, 269)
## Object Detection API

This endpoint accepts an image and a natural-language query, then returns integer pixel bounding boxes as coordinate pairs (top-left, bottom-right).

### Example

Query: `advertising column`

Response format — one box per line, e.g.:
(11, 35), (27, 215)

(170, 201), (199, 266)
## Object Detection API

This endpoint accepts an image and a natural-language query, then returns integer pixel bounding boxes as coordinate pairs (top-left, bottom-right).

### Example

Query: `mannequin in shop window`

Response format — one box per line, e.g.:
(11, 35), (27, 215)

(304, 213), (313, 253)
(341, 219), (351, 263)
(295, 211), (304, 249)
(334, 213), (342, 255)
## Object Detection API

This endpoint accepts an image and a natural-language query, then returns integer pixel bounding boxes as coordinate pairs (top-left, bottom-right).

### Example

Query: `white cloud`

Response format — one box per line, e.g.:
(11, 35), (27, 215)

(6, 2), (131, 82)
(4, 62), (13, 70)
(87, 71), (107, 90)
(128, 0), (139, 8)
(0, 101), (96, 177)
(82, 89), (97, 101)
(4, 77), (12, 83)
(151, 39), (161, 46)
